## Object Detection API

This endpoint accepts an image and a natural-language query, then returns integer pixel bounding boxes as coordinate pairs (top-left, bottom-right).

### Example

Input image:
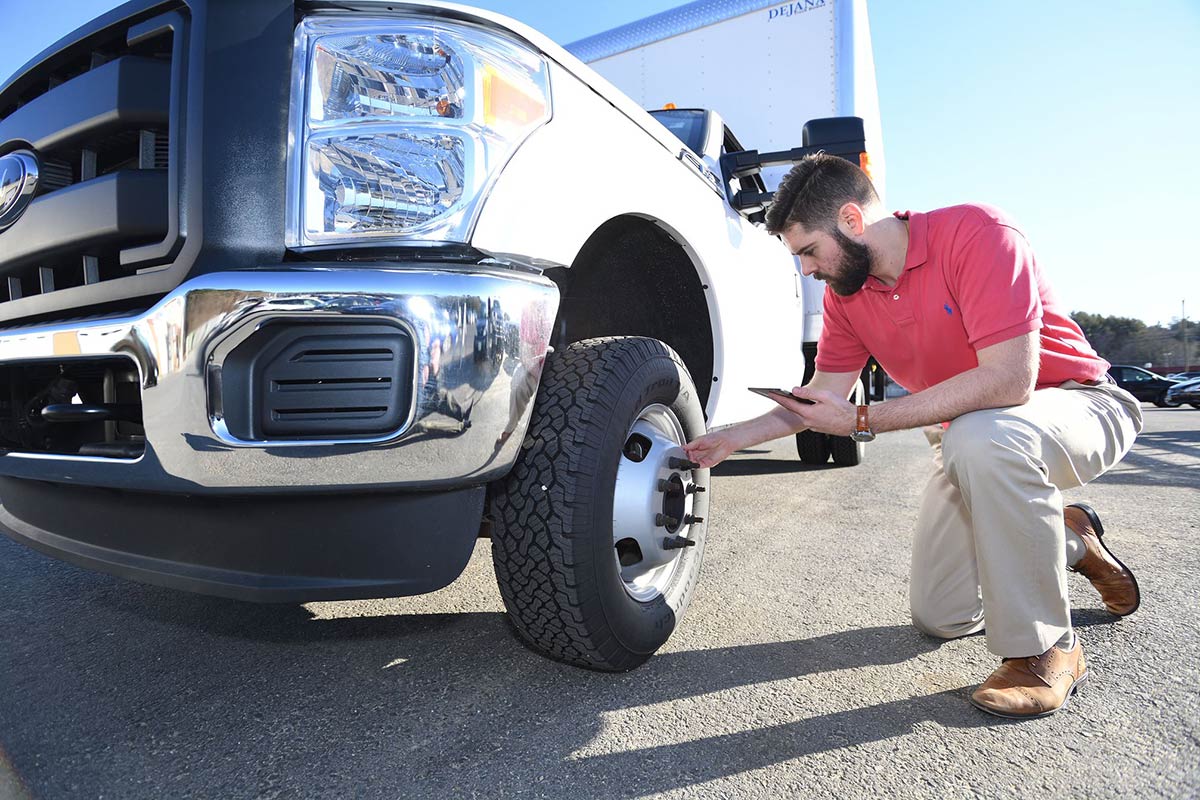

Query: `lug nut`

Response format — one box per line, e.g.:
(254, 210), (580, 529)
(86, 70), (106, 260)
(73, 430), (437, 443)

(686, 484), (706, 494)
(669, 457), (701, 470)
(662, 536), (697, 550)
(684, 514), (704, 525)
(655, 514), (680, 528)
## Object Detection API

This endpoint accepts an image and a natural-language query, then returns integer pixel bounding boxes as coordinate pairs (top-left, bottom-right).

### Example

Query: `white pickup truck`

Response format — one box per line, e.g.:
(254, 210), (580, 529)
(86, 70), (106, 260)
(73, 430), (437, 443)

(0, 0), (879, 671)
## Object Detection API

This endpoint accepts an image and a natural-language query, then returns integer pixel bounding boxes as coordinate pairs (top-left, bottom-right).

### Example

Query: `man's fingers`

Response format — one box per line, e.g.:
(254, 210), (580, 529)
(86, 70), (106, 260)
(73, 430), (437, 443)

(684, 437), (728, 469)
(771, 394), (813, 418)
(792, 386), (823, 402)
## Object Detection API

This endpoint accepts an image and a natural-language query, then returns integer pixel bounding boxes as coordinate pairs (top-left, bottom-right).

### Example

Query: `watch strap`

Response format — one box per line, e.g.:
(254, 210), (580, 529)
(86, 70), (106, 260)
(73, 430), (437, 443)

(856, 405), (871, 435)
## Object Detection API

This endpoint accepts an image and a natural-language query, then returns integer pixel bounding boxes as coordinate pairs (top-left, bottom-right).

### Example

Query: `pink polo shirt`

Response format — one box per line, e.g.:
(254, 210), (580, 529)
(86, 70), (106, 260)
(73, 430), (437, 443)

(813, 204), (1109, 391)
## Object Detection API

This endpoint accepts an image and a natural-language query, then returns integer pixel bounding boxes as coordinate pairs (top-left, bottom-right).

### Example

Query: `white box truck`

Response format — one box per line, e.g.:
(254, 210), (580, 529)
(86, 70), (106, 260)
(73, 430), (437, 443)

(0, 0), (883, 671)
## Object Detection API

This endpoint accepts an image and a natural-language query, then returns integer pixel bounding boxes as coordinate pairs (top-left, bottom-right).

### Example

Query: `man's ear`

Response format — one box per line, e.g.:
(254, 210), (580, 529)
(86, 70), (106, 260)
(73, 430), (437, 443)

(838, 202), (865, 236)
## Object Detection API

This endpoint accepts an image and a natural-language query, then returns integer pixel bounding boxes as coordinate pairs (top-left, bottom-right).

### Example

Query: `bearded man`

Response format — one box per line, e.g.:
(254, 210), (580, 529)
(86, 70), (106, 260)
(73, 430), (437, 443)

(683, 153), (1143, 719)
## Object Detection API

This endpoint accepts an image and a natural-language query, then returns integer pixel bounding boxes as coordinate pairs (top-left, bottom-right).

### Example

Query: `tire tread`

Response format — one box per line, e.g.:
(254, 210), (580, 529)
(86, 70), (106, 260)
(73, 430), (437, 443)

(490, 337), (694, 671)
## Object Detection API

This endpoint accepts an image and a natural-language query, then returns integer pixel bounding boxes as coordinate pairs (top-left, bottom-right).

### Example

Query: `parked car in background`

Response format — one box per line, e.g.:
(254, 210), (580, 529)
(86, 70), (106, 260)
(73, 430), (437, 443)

(1108, 365), (1181, 407)
(1166, 377), (1200, 409)
(1167, 371), (1200, 381)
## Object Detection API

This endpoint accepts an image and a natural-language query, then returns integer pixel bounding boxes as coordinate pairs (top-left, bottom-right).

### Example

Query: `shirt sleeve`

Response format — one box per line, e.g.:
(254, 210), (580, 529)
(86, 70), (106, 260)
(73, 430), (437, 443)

(814, 289), (870, 373)
(949, 221), (1044, 350)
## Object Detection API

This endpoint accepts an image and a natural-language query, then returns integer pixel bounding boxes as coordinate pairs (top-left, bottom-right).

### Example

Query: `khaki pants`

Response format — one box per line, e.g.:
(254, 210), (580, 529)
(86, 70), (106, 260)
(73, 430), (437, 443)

(909, 380), (1143, 657)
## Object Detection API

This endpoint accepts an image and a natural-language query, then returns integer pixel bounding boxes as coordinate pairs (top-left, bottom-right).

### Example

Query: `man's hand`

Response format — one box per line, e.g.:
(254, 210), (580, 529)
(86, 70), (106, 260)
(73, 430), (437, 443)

(682, 429), (740, 469)
(769, 386), (857, 437)
(681, 370), (861, 467)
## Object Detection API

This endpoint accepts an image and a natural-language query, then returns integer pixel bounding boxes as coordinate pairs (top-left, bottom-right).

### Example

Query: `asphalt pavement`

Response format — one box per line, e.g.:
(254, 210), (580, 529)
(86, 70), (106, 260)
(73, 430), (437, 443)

(0, 406), (1197, 799)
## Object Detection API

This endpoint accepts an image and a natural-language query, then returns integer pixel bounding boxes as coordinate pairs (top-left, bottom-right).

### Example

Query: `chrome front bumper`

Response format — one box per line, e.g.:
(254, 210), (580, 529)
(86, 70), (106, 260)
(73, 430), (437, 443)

(0, 265), (560, 493)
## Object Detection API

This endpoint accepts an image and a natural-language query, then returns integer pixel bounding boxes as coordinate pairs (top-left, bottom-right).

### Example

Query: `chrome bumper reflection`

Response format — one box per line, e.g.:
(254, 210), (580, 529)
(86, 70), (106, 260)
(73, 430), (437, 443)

(0, 266), (560, 493)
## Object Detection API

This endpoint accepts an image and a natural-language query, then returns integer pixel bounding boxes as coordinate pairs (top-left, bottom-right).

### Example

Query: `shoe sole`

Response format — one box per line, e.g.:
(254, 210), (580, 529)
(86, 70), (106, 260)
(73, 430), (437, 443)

(1068, 502), (1141, 616)
(969, 671), (1089, 720)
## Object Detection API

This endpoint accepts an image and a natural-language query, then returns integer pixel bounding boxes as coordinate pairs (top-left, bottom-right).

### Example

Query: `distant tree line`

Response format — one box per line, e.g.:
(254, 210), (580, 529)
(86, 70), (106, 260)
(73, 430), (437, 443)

(1071, 311), (1194, 371)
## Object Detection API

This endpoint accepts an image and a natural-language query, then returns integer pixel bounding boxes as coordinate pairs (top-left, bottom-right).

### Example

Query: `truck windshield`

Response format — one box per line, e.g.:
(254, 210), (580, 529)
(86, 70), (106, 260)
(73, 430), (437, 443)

(649, 109), (708, 156)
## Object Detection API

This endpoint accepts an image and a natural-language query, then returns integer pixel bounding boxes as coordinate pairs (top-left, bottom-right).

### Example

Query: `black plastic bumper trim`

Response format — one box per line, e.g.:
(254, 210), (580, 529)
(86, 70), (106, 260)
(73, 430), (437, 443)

(0, 476), (485, 603)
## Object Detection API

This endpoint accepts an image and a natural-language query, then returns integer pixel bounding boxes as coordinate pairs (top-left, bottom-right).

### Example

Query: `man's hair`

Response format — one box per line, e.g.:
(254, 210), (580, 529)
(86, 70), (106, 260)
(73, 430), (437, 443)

(764, 153), (881, 235)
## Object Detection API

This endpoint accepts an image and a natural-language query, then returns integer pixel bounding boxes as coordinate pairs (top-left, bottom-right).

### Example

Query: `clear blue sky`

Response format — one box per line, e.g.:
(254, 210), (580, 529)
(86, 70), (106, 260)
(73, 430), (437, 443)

(2, 0), (1197, 327)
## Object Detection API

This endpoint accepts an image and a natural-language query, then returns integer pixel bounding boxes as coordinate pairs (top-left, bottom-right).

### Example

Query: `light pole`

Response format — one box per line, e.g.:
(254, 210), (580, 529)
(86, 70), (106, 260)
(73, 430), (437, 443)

(1184, 300), (1190, 370)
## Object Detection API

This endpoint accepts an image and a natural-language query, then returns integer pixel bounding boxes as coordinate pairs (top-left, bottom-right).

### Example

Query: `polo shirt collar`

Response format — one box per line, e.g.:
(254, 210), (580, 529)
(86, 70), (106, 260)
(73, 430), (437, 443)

(861, 211), (928, 292)
(895, 210), (928, 272)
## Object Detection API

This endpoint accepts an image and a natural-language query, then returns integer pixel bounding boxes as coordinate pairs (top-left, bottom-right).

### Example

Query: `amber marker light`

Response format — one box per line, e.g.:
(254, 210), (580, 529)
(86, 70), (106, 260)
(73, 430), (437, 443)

(483, 64), (548, 133)
(859, 151), (874, 179)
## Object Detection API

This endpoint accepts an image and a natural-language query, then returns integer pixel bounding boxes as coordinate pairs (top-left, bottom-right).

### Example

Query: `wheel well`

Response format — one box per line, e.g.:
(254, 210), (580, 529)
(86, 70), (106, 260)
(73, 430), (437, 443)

(543, 216), (715, 410)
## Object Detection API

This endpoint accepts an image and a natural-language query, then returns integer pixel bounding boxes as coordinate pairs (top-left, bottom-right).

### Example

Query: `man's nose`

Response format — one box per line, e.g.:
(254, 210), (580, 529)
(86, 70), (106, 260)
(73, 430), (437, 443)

(798, 257), (817, 277)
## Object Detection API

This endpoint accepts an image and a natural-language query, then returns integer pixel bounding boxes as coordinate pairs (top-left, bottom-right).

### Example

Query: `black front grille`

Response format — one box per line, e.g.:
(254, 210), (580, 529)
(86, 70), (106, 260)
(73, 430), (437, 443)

(0, 5), (186, 312)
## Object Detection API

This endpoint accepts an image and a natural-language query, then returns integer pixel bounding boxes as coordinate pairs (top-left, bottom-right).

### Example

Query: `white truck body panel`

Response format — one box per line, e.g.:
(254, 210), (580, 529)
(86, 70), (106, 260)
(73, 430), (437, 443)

(568, 0), (887, 345)
(474, 63), (805, 427)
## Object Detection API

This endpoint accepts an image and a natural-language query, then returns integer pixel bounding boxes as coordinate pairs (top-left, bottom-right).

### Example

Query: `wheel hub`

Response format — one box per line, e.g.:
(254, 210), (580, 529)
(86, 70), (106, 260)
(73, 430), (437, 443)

(611, 404), (705, 602)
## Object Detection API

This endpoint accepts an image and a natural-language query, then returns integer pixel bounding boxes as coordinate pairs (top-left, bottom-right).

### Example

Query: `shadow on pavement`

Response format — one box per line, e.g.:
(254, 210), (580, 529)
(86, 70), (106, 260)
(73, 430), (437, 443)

(561, 687), (995, 793)
(0, 547), (1145, 798)
(713, 458), (831, 476)
(1125, 428), (1200, 458)
(0, 557), (953, 798)
(1095, 431), (1200, 489)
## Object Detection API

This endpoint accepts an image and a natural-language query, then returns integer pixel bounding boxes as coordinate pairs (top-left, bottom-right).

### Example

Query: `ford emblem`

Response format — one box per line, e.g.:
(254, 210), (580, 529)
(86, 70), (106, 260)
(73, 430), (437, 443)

(0, 149), (39, 233)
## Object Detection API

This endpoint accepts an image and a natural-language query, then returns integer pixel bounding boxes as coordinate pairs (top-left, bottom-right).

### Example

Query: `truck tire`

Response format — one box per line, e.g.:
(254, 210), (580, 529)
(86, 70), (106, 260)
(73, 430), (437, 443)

(828, 435), (864, 466)
(801, 378), (867, 466)
(490, 337), (709, 671)
(829, 378), (868, 466)
(795, 430), (830, 464)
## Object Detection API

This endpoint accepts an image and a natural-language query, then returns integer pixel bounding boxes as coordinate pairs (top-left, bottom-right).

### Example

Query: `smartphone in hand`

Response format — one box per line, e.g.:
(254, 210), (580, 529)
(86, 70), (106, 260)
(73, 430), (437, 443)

(748, 387), (815, 405)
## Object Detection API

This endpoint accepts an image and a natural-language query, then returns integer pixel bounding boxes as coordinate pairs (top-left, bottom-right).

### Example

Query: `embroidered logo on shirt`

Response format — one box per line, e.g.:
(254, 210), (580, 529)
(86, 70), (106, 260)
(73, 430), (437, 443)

(944, 303), (954, 315)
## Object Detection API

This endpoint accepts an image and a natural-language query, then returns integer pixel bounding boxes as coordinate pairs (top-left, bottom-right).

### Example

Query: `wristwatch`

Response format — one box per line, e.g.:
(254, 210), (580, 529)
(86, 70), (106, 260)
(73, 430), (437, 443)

(851, 405), (875, 443)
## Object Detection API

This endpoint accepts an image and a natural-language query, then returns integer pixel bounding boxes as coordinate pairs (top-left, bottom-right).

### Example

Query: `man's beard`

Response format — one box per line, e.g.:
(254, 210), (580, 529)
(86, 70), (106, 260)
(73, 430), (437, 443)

(817, 229), (873, 296)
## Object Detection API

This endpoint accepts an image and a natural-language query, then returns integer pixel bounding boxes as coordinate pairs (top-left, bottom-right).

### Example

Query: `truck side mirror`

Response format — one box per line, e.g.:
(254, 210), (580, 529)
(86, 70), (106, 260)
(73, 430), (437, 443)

(720, 116), (868, 212)
(801, 117), (867, 165)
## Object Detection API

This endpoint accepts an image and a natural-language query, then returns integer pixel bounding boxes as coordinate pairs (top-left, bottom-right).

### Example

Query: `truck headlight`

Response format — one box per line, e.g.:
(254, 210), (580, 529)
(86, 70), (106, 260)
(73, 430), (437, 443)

(288, 17), (551, 248)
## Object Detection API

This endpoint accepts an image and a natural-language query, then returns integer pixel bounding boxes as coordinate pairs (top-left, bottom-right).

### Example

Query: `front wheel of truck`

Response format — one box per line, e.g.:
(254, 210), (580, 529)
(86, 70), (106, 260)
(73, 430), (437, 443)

(489, 337), (709, 671)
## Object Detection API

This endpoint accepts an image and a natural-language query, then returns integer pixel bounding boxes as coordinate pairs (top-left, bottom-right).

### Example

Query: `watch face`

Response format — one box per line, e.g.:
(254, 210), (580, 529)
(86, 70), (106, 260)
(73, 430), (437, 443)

(851, 430), (876, 443)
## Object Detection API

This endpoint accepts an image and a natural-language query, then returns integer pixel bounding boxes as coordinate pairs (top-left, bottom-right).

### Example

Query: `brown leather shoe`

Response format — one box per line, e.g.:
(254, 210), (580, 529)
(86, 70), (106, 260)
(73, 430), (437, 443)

(1065, 503), (1140, 616)
(970, 640), (1088, 719)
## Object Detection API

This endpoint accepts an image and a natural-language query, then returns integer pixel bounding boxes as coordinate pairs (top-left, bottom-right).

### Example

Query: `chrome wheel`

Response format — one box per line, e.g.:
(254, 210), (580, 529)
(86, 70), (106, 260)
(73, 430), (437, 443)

(611, 403), (704, 602)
